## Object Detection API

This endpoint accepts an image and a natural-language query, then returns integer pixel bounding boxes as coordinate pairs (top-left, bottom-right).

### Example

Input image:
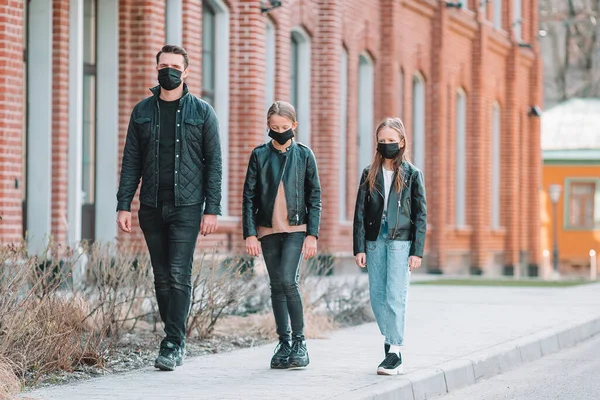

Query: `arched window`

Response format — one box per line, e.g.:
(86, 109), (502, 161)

(290, 28), (311, 145)
(202, 0), (230, 215)
(492, 103), (501, 228)
(412, 73), (426, 171)
(358, 53), (375, 179)
(455, 89), (467, 227)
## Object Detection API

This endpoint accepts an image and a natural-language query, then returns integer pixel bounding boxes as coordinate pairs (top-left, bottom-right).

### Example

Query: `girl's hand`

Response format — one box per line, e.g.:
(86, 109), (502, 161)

(355, 253), (367, 268)
(409, 256), (422, 271)
(302, 235), (318, 260)
(246, 236), (261, 257)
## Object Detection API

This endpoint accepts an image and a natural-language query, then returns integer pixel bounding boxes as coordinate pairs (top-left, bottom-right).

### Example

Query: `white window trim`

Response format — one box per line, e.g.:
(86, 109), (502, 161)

(412, 73), (426, 173)
(455, 89), (467, 227)
(492, 102), (501, 229)
(205, 0), (230, 216)
(493, 0), (502, 29)
(165, 0), (183, 45)
(358, 53), (375, 181)
(339, 47), (349, 221)
(290, 27), (311, 146)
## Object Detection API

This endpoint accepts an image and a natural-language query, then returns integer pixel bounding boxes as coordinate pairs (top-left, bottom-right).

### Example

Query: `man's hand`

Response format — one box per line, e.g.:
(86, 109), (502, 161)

(246, 236), (261, 257)
(117, 211), (132, 233)
(302, 235), (318, 260)
(409, 256), (422, 271)
(200, 214), (218, 236)
(355, 253), (367, 268)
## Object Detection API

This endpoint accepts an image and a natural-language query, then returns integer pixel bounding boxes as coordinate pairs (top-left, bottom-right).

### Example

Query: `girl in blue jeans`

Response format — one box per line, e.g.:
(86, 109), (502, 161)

(353, 117), (427, 375)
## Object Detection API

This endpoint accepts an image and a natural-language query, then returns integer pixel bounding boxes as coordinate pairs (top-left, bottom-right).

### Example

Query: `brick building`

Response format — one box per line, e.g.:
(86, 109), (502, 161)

(0, 0), (542, 275)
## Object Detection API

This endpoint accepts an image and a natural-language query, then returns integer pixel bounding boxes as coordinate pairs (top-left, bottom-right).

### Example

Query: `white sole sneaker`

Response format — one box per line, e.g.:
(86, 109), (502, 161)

(377, 364), (404, 375)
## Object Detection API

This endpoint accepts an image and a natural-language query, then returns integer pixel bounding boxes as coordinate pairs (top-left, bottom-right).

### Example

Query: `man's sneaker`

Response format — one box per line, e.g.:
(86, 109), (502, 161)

(384, 343), (390, 356)
(154, 341), (179, 371)
(288, 340), (310, 368)
(270, 341), (292, 369)
(176, 341), (186, 367)
(377, 352), (403, 375)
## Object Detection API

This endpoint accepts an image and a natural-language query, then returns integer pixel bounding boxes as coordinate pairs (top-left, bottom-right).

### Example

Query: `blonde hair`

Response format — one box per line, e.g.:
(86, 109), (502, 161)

(364, 117), (409, 193)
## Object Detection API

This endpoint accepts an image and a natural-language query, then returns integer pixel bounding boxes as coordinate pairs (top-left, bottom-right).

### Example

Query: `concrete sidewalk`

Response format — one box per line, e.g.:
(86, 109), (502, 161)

(24, 282), (600, 400)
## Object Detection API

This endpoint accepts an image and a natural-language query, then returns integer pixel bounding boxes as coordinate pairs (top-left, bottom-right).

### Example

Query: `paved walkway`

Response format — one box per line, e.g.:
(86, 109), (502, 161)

(24, 282), (600, 400)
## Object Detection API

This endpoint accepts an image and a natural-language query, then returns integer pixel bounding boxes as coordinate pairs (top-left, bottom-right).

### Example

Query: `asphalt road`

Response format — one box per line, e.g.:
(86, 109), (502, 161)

(440, 334), (600, 400)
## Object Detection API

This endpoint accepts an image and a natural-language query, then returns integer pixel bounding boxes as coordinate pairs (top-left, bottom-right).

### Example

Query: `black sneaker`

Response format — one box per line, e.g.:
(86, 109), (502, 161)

(154, 341), (179, 371)
(377, 352), (403, 375)
(288, 340), (310, 368)
(270, 341), (292, 369)
(384, 343), (390, 356)
(177, 340), (186, 367)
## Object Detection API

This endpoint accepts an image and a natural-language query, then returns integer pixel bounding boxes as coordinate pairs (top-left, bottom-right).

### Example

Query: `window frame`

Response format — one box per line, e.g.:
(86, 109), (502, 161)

(563, 178), (600, 231)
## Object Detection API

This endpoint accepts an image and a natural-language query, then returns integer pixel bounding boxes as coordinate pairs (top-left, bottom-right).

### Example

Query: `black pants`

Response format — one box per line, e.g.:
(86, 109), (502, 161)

(260, 232), (306, 342)
(138, 201), (202, 346)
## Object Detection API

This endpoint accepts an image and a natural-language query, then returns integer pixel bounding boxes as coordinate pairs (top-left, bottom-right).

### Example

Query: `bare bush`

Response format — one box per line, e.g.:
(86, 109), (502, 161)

(84, 243), (156, 338)
(0, 357), (20, 400)
(186, 253), (258, 339)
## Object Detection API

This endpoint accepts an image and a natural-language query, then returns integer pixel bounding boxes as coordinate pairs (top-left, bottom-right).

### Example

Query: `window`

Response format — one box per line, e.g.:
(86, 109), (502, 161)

(455, 89), (467, 227)
(491, 103), (501, 228)
(202, 0), (230, 215)
(340, 47), (349, 221)
(202, 1), (216, 106)
(165, 0), (183, 45)
(358, 53), (374, 179)
(493, 0), (502, 29)
(265, 20), (275, 111)
(290, 28), (311, 145)
(399, 69), (404, 120)
(82, 0), (97, 241)
(412, 73), (426, 171)
(513, 0), (521, 40)
(566, 180), (600, 230)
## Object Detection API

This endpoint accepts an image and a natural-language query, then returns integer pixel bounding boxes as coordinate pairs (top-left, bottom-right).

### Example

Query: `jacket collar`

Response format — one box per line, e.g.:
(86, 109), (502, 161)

(268, 139), (297, 154)
(149, 83), (190, 102)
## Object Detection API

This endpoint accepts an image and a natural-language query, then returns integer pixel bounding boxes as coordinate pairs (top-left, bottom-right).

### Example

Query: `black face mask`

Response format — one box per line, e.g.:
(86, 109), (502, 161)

(158, 67), (183, 91)
(269, 128), (294, 145)
(377, 143), (401, 160)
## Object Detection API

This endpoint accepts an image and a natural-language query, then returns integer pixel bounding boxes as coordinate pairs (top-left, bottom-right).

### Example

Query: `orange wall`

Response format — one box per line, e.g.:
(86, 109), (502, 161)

(542, 164), (600, 267)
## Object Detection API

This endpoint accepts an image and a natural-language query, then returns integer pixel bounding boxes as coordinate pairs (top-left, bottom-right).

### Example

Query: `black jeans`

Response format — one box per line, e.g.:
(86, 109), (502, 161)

(138, 201), (202, 346)
(260, 232), (306, 342)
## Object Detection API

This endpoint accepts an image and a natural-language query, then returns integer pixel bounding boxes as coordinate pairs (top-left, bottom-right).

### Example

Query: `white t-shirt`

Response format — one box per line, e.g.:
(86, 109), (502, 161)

(383, 167), (394, 209)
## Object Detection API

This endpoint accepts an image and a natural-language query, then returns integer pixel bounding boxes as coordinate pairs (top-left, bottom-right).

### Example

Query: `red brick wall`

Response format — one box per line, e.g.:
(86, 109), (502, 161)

(0, 0), (24, 243)
(51, 0), (70, 246)
(1, 0), (543, 274)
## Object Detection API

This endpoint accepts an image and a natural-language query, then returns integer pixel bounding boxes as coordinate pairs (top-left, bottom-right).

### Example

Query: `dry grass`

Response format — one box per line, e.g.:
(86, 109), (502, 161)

(0, 357), (20, 400)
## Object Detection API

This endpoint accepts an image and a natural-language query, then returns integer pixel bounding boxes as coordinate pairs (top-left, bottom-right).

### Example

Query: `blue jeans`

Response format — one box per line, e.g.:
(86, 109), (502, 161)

(366, 221), (411, 346)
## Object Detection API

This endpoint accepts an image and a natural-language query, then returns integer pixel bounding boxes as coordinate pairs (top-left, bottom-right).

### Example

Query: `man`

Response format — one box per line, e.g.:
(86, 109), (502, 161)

(116, 45), (222, 371)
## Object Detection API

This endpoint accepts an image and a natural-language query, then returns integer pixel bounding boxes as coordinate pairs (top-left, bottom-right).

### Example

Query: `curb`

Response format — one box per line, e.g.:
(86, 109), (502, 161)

(340, 316), (600, 400)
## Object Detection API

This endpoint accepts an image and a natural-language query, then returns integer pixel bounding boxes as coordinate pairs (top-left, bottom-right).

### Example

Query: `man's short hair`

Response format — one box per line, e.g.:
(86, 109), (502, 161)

(156, 45), (189, 69)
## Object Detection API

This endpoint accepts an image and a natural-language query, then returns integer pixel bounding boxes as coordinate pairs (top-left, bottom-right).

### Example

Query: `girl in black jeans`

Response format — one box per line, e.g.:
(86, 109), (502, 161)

(242, 101), (322, 369)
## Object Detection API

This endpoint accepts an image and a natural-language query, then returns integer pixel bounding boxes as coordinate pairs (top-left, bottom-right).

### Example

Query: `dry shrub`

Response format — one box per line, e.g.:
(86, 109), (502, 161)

(186, 253), (258, 339)
(0, 357), (20, 400)
(84, 243), (156, 338)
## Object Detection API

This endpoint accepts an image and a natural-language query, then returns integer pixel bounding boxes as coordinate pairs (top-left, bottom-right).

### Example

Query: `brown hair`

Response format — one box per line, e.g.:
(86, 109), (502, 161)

(364, 117), (409, 193)
(156, 45), (189, 69)
(267, 101), (298, 130)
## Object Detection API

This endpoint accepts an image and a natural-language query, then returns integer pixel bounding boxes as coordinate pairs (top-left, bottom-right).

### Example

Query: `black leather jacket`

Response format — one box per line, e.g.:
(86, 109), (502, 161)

(116, 84), (222, 214)
(242, 141), (322, 239)
(353, 161), (427, 257)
